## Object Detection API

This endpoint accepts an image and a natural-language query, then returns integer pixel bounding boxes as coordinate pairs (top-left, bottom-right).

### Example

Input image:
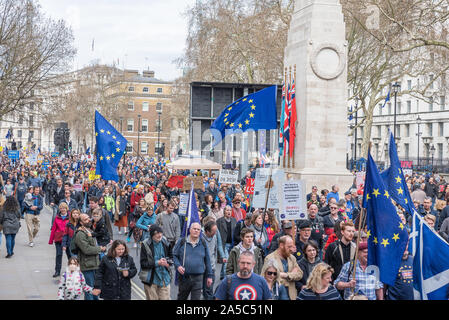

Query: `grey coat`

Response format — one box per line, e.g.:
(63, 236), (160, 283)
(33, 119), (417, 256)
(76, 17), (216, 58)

(0, 209), (21, 234)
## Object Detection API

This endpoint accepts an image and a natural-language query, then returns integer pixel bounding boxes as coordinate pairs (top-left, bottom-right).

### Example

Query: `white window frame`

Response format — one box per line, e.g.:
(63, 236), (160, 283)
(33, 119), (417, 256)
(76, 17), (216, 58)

(127, 101), (134, 111)
(128, 86), (135, 92)
(143, 87), (149, 93)
(142, 101), (149, 112)
(141, 141), (148, 154)
(156, 102), (163, 112)
(127, 119), (134, 132)
(141, 119), (148, 132)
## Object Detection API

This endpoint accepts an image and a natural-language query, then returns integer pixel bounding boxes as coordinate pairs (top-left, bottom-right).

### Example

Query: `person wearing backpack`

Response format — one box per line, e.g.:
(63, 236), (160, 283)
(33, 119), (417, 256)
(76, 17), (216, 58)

(57, 257), (93, 300)
(73, 213), (107, 300)
(173, 222), (214, 300)
(139, 225), (173, 300)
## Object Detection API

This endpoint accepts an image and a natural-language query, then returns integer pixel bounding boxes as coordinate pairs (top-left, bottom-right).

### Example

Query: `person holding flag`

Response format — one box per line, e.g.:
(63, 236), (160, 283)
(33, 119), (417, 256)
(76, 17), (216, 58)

(172, 183), (214, 300)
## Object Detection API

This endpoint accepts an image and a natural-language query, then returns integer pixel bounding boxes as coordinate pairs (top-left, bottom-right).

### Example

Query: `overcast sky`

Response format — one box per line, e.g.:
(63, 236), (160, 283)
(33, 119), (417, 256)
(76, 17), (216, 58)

(38, 0), (194, 81)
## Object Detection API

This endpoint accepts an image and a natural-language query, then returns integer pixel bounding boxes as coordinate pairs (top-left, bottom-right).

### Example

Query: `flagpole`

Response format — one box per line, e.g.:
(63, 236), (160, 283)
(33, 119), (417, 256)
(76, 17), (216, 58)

(261, 156), (274, 241)
(292, 65), (296, 169)
(287, 66), (292, 169)
(283, 68), (287, 169)
(182, 181), (194, 268)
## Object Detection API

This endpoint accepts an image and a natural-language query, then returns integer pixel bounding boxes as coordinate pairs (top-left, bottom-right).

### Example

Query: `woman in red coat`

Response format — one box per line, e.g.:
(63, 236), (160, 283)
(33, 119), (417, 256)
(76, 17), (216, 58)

(49, 202), (70, 278)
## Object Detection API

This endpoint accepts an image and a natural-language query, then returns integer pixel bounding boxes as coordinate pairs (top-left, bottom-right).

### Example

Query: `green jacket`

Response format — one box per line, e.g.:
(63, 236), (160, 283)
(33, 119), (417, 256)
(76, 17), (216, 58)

(225, 244), (263, 276)
(74, 228), (102, 272)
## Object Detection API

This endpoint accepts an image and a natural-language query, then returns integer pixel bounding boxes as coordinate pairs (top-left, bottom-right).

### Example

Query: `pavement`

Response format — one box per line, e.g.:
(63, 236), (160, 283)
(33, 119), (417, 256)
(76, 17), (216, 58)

(0, 204), (222, 300)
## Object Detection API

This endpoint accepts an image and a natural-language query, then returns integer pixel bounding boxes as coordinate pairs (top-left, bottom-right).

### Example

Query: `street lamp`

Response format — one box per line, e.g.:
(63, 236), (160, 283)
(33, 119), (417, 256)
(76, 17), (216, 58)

(119, 117), (123, 133)
(157, 110), (162, 161)
(430, 144), (436, 173)
(392, 82), (401, 140)
(416, 116), (422, 171)
(137, 115), (141, 158)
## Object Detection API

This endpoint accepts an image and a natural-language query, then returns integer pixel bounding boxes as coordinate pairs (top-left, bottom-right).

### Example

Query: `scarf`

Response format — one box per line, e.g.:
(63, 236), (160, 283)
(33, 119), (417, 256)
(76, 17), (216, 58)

(232, 207), (243, 221)
(237, 242), (255, 255)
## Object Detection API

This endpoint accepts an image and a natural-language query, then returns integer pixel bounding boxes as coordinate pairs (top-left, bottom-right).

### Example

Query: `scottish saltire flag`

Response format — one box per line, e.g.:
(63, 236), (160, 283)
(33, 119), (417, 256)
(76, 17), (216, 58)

(181, 183), (201, 238)
(363, 150), (409, 286)
(413, 213), (449, 300)
(381, 90), (391, 108)
(380, 131), (415, 215)
(279, 84), (285, 156)
(94, 110), (127, 181)
(5, 129), (11, 139)
(210, 86), (277, 147)
(86, 147), (91, 155)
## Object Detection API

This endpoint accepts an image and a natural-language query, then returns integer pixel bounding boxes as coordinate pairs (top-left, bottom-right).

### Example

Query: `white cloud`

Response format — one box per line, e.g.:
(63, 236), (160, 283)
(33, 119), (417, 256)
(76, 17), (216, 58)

(37, 0), (194, 81)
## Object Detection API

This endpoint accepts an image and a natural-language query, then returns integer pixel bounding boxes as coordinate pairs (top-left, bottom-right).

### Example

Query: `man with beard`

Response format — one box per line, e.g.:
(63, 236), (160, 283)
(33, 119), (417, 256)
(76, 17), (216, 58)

(215, 251), (272, 300)
(264, 235), (303, 300)
(73, 213), (107, 300)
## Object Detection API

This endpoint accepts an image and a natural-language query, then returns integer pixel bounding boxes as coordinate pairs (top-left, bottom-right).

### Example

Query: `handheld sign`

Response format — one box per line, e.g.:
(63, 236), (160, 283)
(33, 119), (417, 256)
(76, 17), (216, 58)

(280, 180), (307, 221)
(218, 169), (239, 184)
(244, 178), (255, 195)
(178, 193), (189, 216)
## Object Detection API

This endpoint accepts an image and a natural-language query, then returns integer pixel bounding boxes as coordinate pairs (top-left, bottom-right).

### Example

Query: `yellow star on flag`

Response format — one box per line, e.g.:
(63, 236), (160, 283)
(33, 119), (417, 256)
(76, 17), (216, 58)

(106, 131), (111, 135)
(243, 98), (247, 102)
(381, 238), (390, 247)
(392, 233), (400, 242)
(245, 119), (250, 125)
(112, 135), (116, 139)
(95, 132), (98, 136)
(228, 107), (232, 111)
(366, 230), (371, 239)
(372, 189), (380, 197)
(230, 123), (234, 127)
(225, 113), (229, 117)
(405, 198), (408, 204)
(249, 112), (255, 118)
(399, 222), (404, 230)
(226, 122), (229, 125)
(116, 148), (121, 152)
(249, 99), (253, 103)
(366, 193), (371, 201)
(106, 156), (110, 160)
(238, 123), (242, 129)
(384, 190), (390, 198)
(224, 118), (227, 123)
(251, 105), (256, 110)
(100, 156), (104, 160)
(116, 141), (120, 145)
(373, 237), (378, 244)
(100, 129), (104, 133)
(395, 176), (402, 183)
(111, 153), (115, 158)
(397, 187), (403, 195)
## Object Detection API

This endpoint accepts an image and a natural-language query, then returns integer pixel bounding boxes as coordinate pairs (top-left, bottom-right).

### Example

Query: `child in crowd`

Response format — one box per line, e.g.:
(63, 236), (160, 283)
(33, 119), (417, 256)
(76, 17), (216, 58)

(57, 257), (93, 300)
(91, 208), (111, 259)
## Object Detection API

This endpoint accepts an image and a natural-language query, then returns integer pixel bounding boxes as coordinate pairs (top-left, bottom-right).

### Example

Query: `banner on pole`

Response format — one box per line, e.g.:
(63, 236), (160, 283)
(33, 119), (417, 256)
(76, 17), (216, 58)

(279, 180), (307, 221)
(178, 193), (190, 216)
(218, 169), (239, 184)
(244, 178), (255, 195)
(252, 168), (285, 209)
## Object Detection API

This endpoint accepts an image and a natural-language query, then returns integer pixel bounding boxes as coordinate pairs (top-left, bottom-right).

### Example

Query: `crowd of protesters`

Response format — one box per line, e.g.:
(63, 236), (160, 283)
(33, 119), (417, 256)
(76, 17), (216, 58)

(0, 152), (447, 300)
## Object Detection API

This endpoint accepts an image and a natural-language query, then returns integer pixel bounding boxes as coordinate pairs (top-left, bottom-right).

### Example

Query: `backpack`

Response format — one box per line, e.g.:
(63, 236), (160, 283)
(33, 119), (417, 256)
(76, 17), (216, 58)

(69, 230), (80, 255)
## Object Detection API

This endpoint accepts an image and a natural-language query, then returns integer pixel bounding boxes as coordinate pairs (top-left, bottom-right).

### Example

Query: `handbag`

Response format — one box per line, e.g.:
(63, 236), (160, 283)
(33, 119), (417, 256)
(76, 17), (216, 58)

(138, 240), (153, 283)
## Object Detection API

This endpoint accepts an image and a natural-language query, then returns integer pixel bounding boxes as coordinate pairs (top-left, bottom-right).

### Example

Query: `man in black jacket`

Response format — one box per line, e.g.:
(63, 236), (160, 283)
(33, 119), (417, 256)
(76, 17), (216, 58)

(324, 221), (356, 282)
(217, 206), (237, 280)
(140, 225), (173, 300)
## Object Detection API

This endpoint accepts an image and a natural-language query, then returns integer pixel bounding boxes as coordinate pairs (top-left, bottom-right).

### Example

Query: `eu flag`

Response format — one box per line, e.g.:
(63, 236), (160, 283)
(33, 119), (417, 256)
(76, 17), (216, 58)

(94, 110), (127, 181)
(210, 85), (277, 147)
(380, 132), (415, 216)
(363, 150), (409, 286)
(181, 184), (201, 238)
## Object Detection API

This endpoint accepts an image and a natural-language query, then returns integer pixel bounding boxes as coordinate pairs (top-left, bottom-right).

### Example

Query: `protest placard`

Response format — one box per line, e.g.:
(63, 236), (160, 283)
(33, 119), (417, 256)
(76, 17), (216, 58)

(279, 180), (307, 221)
(178, 193), (189, 216)
(252, 168), (285, 209)
(218, 169), (239, 184)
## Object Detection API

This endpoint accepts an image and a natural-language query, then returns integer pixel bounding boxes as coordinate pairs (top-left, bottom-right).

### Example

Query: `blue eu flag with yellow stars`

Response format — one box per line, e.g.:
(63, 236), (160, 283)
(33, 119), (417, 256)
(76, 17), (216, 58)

(363, 150), (409, 286)
(94, 110), (127, 181)
(210, 85), (277, 147)
(380, 131), (416, 216)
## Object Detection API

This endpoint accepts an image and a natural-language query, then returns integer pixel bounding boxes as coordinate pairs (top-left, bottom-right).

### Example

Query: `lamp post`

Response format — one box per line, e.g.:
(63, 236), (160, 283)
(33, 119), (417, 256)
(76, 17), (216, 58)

(416, 116), (422, 172)
(157, 110), (162, 161)
(354, 97), (359, 171)
(392, 82), (401, 141)
(430, 144), (436, 173)
(137, 115), (141, 158)
(119, 117), (123, 133)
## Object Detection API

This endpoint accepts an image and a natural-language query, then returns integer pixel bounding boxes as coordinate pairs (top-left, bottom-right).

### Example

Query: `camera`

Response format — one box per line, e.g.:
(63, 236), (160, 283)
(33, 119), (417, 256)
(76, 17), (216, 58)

(166, 258), (174, 266)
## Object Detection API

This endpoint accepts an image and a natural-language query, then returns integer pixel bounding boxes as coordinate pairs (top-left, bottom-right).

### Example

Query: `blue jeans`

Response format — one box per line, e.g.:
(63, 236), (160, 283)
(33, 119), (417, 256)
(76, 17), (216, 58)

(83, 270), (99, 300)
(55, 242), (70, 274)
(5, 234), (16, 255)
(220, 243), (233, 279)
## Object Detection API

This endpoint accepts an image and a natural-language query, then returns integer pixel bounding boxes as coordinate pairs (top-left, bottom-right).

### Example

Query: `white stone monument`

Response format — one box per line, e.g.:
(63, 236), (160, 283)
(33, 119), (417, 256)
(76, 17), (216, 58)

(283, 0), (353, 192)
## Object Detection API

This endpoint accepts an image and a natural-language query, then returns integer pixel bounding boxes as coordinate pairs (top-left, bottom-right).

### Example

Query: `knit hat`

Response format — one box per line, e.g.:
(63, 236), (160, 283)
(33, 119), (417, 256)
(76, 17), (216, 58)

(358, 242), (368, 251)
(149, 225), (163, 238)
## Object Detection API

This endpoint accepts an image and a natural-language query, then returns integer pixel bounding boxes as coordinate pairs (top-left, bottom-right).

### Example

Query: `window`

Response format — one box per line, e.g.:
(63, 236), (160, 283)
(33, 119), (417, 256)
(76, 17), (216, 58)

(441, 96), (446, 111)
(405, 143), (409, 158)
(377, 126), (381, 138)
(156, 102), (163, 112)
(128, 86), (135, 92)
(155, 119), (162, 131)
(378, 104), (382, 116)
(127, 101), (134, 111)
(141, 141), (148, 154)
(29, 115), (34, 127)
(29, 130), (34, 138)
(29, 102), (34, 110)
(397, 101), (401, 114)
(397, 125), (401, 137)
(439, 122), (444, 136)
(388, 103), (391, 115)
(127, 119), (134, 132)
(17, 130), (22, 138)
(157, 88), (163, 93)
(428, 123), (433, 136)
(143, 87), (149, 93)
(126, 141), (133, 153)
(407, 100), (411, 113)
(142, 102), (149, 112)
(417, 99), (419, 112)
(430, 74), (434, 89)
(429, 97), (433, 111)
(407, 80), (412, 90)
(141, 119), (148, 132)
(18, 116), (23, 125)
(405, 124), (410, 137)
(438, 143), (443, 160)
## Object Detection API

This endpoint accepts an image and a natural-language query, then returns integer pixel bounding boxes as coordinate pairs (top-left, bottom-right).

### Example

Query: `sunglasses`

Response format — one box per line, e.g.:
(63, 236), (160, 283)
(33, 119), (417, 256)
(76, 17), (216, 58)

(330, 207), (338, 210)
(266, 271), (277, 276)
